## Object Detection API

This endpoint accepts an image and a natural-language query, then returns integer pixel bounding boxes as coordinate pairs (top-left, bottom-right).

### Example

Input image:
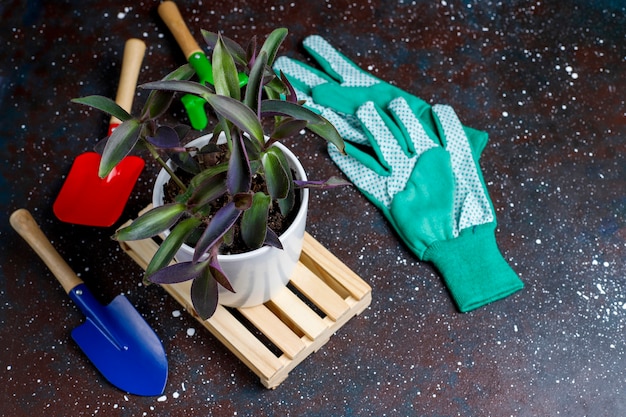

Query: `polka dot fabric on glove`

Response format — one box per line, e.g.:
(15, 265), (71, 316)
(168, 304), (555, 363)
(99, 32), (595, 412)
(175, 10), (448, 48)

(275, 36), (523, 312)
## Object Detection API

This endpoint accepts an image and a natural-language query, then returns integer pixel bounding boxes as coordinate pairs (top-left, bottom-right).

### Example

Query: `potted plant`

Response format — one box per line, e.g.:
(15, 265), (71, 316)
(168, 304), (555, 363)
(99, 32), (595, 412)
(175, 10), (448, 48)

(72, 28), (346, 319)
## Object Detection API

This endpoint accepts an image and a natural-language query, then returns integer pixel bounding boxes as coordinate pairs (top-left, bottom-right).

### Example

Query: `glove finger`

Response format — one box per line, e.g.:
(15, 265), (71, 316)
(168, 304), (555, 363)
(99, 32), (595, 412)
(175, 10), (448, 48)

(274, 56), (334, 95)
(388, 96), (439, 158)
(303, 35), (379, 87)
(287, 83), (371, 147)
(432, 104), (494, 231)
(319, 108), (370, 146)
(356, 101), (418, 198)
(328, 143), (392, 209)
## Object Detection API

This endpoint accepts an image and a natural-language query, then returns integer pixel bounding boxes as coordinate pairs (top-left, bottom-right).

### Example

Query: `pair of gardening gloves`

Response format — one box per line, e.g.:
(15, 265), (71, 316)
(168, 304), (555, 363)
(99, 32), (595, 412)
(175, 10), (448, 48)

(274, 36), (523, 312)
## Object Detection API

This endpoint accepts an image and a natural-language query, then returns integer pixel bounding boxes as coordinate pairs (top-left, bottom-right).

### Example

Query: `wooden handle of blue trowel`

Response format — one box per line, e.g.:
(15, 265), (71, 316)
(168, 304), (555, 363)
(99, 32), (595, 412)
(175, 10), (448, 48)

(10, 209), (83, 294)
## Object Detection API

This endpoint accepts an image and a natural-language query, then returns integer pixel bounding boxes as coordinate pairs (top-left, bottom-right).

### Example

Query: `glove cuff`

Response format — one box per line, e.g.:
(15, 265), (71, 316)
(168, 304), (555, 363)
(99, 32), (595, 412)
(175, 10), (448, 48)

(423, 224), (523, 312)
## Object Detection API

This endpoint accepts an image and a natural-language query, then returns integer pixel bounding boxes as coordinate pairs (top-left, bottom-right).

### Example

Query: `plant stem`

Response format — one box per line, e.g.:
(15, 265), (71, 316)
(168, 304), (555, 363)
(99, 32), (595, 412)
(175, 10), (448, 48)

(143, 140), (188, 192)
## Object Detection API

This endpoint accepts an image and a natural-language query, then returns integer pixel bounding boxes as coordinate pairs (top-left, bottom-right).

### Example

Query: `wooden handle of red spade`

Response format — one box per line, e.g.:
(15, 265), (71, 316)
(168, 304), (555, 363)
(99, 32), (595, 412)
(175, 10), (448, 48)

(109, 38), (146, 127)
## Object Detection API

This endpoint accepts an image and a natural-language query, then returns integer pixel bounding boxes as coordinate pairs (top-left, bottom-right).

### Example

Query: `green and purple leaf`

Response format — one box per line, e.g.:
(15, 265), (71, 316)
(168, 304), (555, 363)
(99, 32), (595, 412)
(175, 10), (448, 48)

(71, 95), (131, 123)
(188, 171), (228, 208)
(145, 216), (202, 278)
(141, 80), (264, 143)
(261, 149), (289, 200)
(278, 71), (298, 103)
(99, 118), (141, 177)
(191, 266), (219, 320)
(201, 30), (247, 66)
(147, 125), (181, 148)
(227, 133), (251, 194)
(244, 50), (268, 111)
(207, 247), (235, 292)
(270, 118), (308, 141)
(264, 227), (283, 249)
(114, 203), (186, 241)
(258, 28), (288, 67)
(233, 192), (253, 211)
(213, 34), (241, 100)
(261, 99), (345, 153)
(167, 150), (201, 176)
(193, 201), (241, 262)
(141, 64), (196, 120)
(240, 192), (271, 249)
(149, 261), (207, 284)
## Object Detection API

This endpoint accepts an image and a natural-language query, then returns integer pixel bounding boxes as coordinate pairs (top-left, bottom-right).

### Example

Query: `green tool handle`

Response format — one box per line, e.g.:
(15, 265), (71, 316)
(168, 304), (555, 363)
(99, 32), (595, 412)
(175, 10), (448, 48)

(159, 1), (247, 87)
(188, 52), (214, 85)
(158, 1), (214, 84)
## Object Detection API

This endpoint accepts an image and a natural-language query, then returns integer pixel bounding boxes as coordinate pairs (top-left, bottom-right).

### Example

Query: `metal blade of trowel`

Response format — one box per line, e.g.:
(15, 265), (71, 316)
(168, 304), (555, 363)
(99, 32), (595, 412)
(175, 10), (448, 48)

(9, 209), (168, 396)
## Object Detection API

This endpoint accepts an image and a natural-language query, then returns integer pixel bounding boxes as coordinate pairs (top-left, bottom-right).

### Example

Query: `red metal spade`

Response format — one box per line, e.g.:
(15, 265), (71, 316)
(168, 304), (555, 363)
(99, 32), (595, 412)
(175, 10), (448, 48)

(54, 38), (146, 227)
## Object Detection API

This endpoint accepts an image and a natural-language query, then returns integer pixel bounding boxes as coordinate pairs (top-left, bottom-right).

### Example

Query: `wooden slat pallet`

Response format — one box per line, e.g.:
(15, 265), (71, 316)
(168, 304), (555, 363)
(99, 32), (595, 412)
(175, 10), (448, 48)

(119, 219), (371, 389)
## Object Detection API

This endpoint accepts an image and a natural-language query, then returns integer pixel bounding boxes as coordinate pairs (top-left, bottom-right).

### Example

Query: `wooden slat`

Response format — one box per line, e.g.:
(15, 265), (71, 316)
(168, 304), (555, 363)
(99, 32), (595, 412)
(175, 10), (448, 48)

(238, 304), (305, 360)
(119, 213), (372, 389)
(267, 287), (328, 340)
(301, 232), (371, 300)
(205, 305), (284, 379)
(289, 262), (350, 321)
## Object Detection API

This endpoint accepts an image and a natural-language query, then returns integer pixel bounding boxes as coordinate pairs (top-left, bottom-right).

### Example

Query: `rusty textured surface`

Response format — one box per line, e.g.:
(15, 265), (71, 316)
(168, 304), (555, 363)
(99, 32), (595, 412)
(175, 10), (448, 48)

(1, 1), (625, 416)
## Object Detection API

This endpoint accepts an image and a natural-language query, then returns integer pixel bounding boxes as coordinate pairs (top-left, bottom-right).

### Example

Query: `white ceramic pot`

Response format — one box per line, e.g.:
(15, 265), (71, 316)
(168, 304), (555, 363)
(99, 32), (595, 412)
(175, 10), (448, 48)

(152, 134), (309, 308)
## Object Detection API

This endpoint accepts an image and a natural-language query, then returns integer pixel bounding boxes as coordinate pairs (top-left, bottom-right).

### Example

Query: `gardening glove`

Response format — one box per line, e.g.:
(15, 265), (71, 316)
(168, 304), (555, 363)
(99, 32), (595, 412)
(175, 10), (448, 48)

(273, 35), (488, 159)
(333, 97), (523, 312)
(275, 37), (523, 311)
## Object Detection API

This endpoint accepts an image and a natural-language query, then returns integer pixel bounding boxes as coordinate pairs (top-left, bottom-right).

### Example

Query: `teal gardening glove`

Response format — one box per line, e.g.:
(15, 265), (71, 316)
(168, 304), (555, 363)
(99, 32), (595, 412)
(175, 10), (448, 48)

(275, 36), (523, 312)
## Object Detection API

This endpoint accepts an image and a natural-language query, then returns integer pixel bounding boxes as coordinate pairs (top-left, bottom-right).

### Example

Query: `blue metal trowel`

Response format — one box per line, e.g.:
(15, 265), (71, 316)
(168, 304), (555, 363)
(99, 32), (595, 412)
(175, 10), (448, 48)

(9, 209), (168, 396)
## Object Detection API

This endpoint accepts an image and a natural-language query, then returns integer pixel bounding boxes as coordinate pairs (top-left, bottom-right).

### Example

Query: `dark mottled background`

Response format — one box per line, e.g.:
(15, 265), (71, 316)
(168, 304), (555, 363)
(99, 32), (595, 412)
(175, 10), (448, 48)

(1, 1), (625, 416)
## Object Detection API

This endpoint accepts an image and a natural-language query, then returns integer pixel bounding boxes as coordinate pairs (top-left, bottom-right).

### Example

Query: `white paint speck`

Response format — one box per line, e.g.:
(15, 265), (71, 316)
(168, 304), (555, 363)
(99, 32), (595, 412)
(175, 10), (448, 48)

(535, 239), (542, 244)
(173, 391), (180, 399)
(172, 310), (181, 318)
(597, 283), (606, 294)
(157, 395), (167, 402)
(117, 12), (126, 19)
(187, 328), (196, 337)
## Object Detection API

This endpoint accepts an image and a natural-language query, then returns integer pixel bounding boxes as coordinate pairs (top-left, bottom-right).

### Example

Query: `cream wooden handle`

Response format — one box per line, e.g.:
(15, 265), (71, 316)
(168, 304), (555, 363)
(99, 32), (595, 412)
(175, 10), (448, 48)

(110, 38), (146, 125)
(9, 209), (83, 294)
(158, 1), (203, 59)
